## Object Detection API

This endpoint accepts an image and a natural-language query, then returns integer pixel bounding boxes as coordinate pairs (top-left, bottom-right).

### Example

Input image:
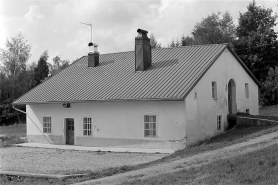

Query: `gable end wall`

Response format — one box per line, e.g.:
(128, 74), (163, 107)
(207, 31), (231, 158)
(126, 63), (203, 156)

(185, 48), (259, 145)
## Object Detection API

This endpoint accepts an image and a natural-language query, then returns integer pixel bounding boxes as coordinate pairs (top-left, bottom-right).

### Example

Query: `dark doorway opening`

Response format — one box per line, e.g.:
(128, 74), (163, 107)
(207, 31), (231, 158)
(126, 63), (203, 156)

(65, 118), (74, 145)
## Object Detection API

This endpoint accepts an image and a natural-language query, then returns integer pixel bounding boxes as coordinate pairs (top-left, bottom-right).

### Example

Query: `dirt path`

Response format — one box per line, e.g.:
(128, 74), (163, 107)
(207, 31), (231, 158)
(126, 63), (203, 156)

(74, 131), (278, 185)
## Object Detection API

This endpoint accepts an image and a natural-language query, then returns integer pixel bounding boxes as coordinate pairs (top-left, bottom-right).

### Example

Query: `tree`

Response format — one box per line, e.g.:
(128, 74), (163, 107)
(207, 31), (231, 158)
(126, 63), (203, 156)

(180, 35), (194, 46)
(260, 66), (278, 105)
(33, 51), (49, 87)
(234, 0), (278, 81)
(0, 33), (31, 124)
(149, 34), (161, 49)
(48, 56), (70, 76)
(0, 33), (31, 100)
(192, 11), (236, 45)
(169, 39), (175, 47)
(175, 39), (180, 47)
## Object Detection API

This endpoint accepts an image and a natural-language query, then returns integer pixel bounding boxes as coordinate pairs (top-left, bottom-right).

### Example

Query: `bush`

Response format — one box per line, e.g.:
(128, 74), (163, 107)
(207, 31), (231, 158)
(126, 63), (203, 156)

(260, 66), (278, 106)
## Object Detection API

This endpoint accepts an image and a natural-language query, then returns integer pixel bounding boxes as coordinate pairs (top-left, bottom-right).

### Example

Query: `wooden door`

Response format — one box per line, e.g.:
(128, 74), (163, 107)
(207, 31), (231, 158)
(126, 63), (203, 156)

(66, 118), (74, 145)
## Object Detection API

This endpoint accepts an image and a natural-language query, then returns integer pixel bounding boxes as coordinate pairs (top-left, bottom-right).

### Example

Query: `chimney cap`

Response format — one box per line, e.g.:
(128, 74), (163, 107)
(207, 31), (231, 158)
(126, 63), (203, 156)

(88, 42), (94, 46)
(137, 29), (148, 36)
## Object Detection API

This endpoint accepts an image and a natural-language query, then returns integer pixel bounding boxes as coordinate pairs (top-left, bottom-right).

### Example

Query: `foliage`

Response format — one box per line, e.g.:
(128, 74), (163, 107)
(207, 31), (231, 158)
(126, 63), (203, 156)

(0, 33), (31, 123)
(149, 33), (161, 49)
(260, 67), (278, 105)
(192, 11), (236, 45)
(33, 51), (49, 87)
(168, 39), (175, 47)
(180, 35), (194, 46)
(234, 0), (278, 82)
(48, 56), (70, 76)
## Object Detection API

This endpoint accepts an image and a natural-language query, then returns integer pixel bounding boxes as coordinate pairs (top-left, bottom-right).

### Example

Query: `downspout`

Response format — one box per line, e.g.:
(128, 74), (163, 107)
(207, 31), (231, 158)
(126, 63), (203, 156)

(12, 105), (26, 114)
(12, 105), (53, 144)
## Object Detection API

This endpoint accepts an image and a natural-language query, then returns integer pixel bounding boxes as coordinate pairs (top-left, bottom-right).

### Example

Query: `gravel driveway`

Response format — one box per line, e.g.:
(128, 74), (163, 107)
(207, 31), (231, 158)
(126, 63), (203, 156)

(0, 147), (166, 175)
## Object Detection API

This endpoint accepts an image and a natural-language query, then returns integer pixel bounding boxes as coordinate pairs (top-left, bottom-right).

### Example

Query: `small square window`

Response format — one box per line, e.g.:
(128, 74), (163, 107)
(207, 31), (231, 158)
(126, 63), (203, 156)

(194, 91), (197, 99)
(246, 109), (250, 114)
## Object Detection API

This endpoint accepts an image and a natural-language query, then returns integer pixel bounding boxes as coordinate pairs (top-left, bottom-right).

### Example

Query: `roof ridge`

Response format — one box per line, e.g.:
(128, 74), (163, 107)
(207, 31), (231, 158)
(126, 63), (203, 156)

(98, 43), (229, 55)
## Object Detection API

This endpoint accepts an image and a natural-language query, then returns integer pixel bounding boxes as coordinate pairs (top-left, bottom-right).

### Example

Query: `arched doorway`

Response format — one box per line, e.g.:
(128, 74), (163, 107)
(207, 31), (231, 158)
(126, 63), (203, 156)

(228, 79), (236, 115)
(227, 79), (237, 130)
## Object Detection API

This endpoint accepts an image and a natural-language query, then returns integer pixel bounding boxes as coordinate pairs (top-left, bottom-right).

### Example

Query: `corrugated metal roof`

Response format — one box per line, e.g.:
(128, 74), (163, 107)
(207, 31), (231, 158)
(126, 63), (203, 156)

(14, 44), (229, 104)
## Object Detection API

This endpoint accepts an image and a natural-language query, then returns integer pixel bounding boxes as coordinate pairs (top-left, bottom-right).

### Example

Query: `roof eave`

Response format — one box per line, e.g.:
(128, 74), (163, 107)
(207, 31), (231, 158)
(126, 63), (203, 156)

(12, 97), (185, 105)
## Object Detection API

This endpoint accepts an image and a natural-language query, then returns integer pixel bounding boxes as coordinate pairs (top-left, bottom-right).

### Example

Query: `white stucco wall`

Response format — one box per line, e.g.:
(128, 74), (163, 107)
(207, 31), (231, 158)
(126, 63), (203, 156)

(185, 48), (259, 145)
(26, 101), (186, 148)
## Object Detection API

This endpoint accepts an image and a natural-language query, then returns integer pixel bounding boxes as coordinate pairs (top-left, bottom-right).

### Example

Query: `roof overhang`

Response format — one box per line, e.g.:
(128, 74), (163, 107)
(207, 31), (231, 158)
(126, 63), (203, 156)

(12, 97), (185, 105)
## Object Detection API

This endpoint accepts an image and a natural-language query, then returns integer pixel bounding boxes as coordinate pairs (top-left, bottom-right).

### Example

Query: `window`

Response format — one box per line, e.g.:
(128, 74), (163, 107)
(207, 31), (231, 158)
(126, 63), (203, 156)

(246, 109), (250, 114)
(245, 83), (249, 98)
(217, 114), (222, 131)
(83, 117), (92, 136)
(43, 117), (51, 133)
(194, 91), (197, 99)
(144, 115), (156, 137)
(212, 81), (217, 100)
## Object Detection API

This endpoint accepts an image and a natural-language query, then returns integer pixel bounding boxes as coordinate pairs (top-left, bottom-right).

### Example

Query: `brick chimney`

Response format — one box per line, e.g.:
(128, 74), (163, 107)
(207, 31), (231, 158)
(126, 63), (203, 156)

(135, 29), (151, 71)
(88, 42), (99, 67)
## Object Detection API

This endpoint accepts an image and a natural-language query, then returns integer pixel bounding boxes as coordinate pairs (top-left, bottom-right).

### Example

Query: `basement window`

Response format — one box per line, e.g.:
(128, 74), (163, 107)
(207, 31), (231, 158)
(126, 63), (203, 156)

(83, 117), (92, 136)
(144, 115), (157, 138)
(212, 81), (217, 100)
(217, 114), (222, 131)
(245, 83), (249, 98)
(43, 117), (51, 133)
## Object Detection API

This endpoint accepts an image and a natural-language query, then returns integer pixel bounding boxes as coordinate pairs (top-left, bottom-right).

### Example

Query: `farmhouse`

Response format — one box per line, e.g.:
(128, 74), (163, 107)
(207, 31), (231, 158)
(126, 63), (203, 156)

(13, 29), (259, 150)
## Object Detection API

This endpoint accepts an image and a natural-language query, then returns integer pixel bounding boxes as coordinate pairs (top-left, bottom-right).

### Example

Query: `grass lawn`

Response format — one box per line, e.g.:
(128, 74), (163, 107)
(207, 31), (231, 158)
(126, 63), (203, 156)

(0, 124), (26, 147)
(122, 144), (278, 185)
(155, 125), (278, 163)
(0, 124), (26, 136)
(260, 104), (278, 117)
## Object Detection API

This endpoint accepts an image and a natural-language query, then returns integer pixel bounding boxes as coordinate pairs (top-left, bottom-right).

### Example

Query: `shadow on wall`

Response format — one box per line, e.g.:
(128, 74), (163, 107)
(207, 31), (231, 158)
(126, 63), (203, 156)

(26, 113), (52, 144)
(100, 60), (114, 67)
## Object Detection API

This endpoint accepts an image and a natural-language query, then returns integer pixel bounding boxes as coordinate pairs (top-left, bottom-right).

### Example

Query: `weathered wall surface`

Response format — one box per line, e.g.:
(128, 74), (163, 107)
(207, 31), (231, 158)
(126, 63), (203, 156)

(185, 48), (259, 145)
(26, 101), (186, 149)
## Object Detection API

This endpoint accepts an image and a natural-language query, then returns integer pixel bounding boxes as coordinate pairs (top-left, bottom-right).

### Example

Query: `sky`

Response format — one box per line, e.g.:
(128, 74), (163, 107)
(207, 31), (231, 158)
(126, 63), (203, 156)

(0, 0), (277, 65)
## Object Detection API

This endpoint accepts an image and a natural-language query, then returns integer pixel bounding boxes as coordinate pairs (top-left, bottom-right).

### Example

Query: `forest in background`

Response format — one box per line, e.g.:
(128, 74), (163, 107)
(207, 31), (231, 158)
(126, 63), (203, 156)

(0, 1), (277, 125)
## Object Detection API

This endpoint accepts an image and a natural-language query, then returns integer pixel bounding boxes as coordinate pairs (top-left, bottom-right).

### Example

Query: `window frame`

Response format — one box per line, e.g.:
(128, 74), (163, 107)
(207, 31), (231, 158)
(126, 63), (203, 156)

(83, 117), (92, 136)
(212, 81), (218, 101)
(43, 116), (52, 133)
(245, 83), (249, 98)
(143, 114), (157, 138)
(216, 114), (222, 131)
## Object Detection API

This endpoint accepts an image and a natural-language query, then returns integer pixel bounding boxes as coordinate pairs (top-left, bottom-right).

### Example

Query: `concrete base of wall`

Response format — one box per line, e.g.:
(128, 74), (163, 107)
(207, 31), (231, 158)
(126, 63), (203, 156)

(27, 135), (186, 150)
(27, 135), (63, 144)
(75, 136), (185, 150)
